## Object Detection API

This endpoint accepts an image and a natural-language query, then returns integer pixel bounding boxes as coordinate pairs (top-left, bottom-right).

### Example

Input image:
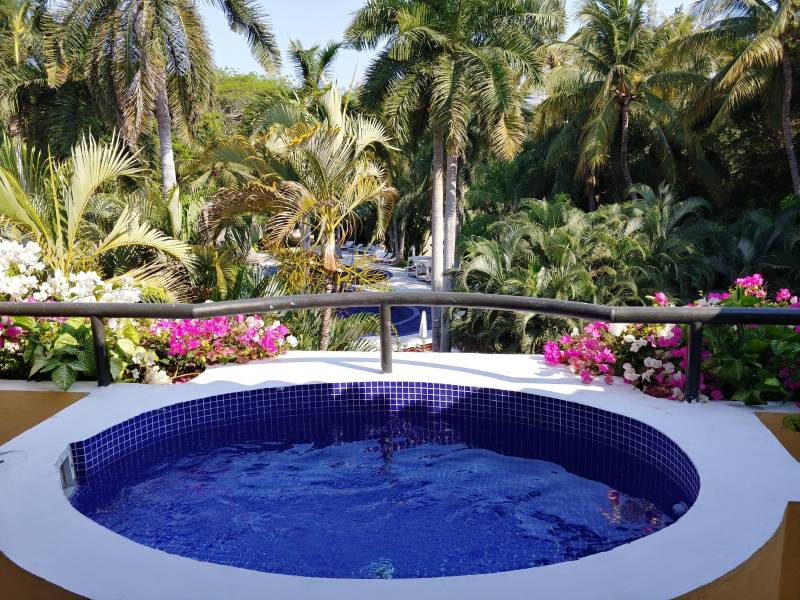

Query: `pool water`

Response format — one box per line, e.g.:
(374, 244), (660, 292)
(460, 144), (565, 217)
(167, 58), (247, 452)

(71, 417), (674, 578)
(338, 305), (432, 337)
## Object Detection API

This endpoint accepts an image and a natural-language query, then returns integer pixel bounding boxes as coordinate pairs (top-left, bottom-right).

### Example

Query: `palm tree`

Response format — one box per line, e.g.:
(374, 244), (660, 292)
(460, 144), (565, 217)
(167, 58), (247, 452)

(599, 183), (719, 295)
(203, 87), (397, 350)
(346, 0), (563, 349)
(241, 39), (341, 137)
(0, 135), (190, 288)
(534, 0), (713, 199)
(62, 0), (280, 196)
(265, 88), (397, 349)
(682, 0), (800, 196)
(0, 0), (53, 180)
(288, 39), (342, 95)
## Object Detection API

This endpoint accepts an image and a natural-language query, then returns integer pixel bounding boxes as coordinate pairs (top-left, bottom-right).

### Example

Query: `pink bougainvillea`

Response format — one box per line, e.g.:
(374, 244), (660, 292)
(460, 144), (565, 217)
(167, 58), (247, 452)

(0, 316), (20, 344)
(146, 315), (296, 375)
(734, 273), (767, 298)
(543, 321), (617, 386)
(653, 292), (669, 307)
(543, 278), (800, 404)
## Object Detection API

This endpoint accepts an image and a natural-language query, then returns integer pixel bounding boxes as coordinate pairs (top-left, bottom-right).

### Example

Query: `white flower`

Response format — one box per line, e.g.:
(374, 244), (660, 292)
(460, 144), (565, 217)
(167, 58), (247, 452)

(630, 339), (647, 353)
(642, 368), (655, 382)
(624, 369), (640, 382)
(643, 357), (663, 369)
(286, 335), (298, 348)
(671, 387), (685, 401)
(663, 362), (675, 374)
(144, 366), (172, 385)
(623, 334), (636, 343)
(658, 324), (676, 339)
(622, 363), (633, 370)
(608, 323), (628, 337)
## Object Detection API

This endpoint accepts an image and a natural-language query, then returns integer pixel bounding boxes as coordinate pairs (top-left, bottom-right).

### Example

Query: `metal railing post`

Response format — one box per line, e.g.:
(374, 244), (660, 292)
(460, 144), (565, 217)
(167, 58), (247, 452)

(685, 322), (703, 403)
(90, 316), (112, 387)
(379, 303), (393, 373)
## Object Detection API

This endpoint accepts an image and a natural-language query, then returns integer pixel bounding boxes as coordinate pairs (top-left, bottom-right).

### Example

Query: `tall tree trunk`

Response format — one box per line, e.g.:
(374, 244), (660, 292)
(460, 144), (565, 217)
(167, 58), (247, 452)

(155, 86), (178, 196)
(430, 131), (445, 352)
(319, 236), (339, 351)
(8, 114), (26, 192)
(443, 151), (459, 271)
(441, 151), (459, 351)
(391, 215), (405, 260)
(319, 274), (338, 352)
(782, 46), (800, 197)
(619, 100), (635, 199)
(586, 173), (597, 212)
(302, 220), (312, 251)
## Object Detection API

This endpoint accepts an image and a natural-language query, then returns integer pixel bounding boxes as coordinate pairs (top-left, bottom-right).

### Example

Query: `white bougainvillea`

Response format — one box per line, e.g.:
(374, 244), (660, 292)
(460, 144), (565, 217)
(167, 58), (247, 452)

(0, 239), (142, 303)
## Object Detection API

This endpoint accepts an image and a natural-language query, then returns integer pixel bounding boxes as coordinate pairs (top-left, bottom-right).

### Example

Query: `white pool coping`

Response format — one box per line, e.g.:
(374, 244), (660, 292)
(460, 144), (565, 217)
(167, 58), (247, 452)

(1, 352), (799, 600)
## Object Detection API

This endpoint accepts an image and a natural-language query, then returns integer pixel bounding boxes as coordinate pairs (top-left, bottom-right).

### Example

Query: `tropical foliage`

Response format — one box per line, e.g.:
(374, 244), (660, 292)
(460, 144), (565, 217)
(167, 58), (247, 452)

(0, 0), (798, 402)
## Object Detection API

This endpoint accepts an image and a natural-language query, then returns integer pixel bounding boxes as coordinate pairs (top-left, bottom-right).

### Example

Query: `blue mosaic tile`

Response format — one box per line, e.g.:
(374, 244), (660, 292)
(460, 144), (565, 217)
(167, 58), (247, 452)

(69, 382), (700, 512)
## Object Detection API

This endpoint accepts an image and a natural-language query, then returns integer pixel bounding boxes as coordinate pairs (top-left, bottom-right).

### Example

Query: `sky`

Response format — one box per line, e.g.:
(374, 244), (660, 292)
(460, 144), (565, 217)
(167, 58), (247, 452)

(200, 1), (687, 85)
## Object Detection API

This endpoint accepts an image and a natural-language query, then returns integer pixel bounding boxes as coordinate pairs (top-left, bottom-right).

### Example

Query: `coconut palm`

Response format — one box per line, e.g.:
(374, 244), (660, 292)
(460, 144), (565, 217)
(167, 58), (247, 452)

(534, 0), (715, 199)
(0, 135), (190, 288)
(680, 0), (800, 196)
(241, 39), (341, 137)
(346, 0), (564, 349)
(61, 0), (280, 196)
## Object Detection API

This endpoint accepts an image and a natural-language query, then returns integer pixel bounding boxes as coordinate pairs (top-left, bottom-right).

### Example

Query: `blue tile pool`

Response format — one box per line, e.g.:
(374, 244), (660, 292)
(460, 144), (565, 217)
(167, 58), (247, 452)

(68, 383), (699, 579)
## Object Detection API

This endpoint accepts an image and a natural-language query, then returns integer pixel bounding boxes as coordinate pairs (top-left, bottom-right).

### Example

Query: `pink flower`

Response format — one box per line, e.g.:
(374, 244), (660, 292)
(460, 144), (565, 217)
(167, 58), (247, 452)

(776, 288), (792, 302)
(584, 321), (609, 338)
(710, 389), (724, 401)
(735, 273), (764, 288)
(580, 370), (593, 384)
(707, 292), (730, 302)
(543, 340), (562, 366)
(653, 292), (668, 307)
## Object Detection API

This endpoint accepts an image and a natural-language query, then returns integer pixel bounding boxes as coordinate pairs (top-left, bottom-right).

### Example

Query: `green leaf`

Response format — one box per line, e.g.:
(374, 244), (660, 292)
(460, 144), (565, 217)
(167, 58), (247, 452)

(12, 316), (36, 330)
(741, 339), (769, 354)
(121, 320), (140, 344)
(727, 360), (744, 383)
(51, 364), (77, 391)
(54, 332), (79, 349)
(78, 349), (96, 373)
(115, 337), (137, 356)
(29, 356), (49, 377)
(109, 357), (125, 381)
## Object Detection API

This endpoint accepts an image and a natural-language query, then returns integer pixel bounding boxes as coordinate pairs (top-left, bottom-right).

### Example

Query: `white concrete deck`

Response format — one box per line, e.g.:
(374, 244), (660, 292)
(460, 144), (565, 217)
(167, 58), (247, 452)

(1, 352), (799, 600)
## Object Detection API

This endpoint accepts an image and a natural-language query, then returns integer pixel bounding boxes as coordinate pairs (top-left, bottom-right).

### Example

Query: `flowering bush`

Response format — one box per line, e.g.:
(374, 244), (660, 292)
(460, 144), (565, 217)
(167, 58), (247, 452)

(544, 277), (800, 405)
(0, 239), (297, 389)
(0, 239), (142, 303)
(143, 315), (297, 381)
